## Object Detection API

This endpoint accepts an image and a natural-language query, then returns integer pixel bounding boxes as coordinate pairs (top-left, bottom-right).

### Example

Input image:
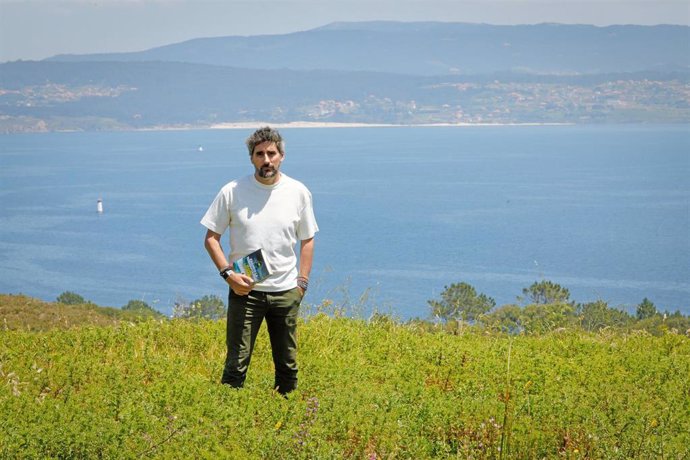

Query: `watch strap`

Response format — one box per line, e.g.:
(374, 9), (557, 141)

(219, 265), (233, 280)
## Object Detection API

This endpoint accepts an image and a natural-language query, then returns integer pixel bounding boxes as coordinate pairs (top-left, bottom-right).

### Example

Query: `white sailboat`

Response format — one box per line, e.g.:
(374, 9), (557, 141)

(97, 198), (103, 214)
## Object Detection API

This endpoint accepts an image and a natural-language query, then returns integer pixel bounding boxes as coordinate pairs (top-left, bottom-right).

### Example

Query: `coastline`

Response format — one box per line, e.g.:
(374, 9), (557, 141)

(206, 120), (574, 130)
(0, 120), (576, 135)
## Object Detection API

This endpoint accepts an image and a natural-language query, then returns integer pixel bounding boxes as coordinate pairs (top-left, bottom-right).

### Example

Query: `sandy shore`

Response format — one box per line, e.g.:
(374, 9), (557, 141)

(208, 121), (398, 129)
(134, 121), (573, 133)
(207, 121), (571, 130)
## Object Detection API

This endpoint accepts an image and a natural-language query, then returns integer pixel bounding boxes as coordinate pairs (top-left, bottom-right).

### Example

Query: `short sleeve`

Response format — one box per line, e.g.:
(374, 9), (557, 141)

(296, 190), (319, 240)
(200, 188), (231, 235)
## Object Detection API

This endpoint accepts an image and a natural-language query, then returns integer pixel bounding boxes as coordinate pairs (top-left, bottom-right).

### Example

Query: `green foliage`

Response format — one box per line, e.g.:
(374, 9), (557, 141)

(633, 313), (690, 337)
(122, 300), (165, 319)
(1, 316), (688, 458)
(521, 280), (571, 305)
(480, 304), (523, 333)
(173, 295), (226, 321)
(56, 291), (87, 305)
(480, 300), (640, 335)
(428, 282), (496, 323)
(578, 300), (633, 332)
(122, 299), (150, 311)
(520, 302), (577, 334)
(637, 297), (658, 320)
(427, 280), (690, 335)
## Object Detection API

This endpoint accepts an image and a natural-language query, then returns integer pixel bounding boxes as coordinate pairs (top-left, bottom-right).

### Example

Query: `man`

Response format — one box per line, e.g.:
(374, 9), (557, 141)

(201, 126), (318, 394)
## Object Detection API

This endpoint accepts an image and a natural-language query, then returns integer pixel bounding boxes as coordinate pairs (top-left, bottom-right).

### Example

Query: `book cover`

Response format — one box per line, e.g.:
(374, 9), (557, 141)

(232, 249), (272, 283)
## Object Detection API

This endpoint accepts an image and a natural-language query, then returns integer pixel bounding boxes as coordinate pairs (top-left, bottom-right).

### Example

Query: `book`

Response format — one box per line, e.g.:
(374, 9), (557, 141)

(232, 249), (272, 283)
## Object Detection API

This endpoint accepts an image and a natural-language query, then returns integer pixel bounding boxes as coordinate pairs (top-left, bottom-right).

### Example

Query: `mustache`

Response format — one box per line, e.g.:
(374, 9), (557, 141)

(258, 165), (278, 177)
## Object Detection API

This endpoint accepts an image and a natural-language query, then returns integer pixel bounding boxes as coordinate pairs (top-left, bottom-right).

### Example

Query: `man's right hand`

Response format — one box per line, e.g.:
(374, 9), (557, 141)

(227, 272), (255, 296)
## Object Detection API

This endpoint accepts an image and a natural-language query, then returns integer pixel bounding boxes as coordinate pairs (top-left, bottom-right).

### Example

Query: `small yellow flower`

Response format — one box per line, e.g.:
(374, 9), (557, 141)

(274, 420), (283, 430)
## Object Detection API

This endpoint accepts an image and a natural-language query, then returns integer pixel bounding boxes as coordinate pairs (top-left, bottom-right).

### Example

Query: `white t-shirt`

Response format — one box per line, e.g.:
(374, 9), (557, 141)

(201, 173), (319, 292)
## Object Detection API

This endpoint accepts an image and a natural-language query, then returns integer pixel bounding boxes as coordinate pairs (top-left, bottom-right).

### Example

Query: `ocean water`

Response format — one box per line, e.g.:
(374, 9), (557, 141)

(1, 125), (688, 318)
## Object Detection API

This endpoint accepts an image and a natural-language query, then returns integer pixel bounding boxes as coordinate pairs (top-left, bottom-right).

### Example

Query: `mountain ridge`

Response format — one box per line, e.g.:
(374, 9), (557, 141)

(45, 22), (690, 76)
(2, 22), (688, 132)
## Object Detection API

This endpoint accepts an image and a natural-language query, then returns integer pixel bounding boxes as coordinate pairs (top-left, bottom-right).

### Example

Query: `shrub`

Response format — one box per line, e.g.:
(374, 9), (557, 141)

(521, 280), (571, 305)
(578, 300), (632, 332)
(122, 299), (165, 319)
(173, 294), (226, 320)
(636, 297), (657, 320)
(480, 304), (523, 333)
(520, 302), (577, 334)
(56, 291), (87, 305)
(428, 282), (495, 323)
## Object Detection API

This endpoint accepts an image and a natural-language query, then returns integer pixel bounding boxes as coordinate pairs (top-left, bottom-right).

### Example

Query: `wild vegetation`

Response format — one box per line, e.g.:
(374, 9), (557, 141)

(1, 284), (689, 458)
(428, 281), (690, 337)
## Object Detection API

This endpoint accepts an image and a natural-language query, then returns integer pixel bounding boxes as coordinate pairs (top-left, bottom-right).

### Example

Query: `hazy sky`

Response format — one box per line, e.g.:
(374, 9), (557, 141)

(1, 0), (688, 62)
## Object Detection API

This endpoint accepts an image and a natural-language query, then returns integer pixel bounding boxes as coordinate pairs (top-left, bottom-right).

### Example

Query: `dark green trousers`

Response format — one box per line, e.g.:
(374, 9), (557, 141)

(222, 288), (302, 394)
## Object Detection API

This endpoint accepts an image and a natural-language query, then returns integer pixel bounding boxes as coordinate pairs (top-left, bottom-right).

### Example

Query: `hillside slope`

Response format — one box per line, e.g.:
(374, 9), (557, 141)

(1, 314), (688, 457)
(48, 22), (690, 76)
(0, 294), (159, 331)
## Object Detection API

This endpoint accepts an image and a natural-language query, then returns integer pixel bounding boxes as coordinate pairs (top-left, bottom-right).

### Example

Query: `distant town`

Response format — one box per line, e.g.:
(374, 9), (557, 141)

(1, 22), (688, 132)
(295, 79), (690, 125)
(1, 77), (688, 133)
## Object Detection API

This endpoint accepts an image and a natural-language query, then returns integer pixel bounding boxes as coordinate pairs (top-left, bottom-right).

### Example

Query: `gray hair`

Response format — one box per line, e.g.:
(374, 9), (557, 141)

(245, 126), (285, 156)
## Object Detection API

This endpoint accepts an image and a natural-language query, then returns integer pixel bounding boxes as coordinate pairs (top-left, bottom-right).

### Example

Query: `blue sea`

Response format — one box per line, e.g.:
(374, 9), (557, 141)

(1, 125), (688, 318)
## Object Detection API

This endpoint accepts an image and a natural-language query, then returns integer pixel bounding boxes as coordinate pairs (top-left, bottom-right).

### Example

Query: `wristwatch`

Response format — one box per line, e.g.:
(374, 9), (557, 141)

(219, 265), (233, 280)
(297, 276), (309, 291)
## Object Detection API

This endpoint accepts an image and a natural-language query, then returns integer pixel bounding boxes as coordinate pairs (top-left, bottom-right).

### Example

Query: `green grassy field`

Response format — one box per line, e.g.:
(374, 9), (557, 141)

(1, 296), (689, 459)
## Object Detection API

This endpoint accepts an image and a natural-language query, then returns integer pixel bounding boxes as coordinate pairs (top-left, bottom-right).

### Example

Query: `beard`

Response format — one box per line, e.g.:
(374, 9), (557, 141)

(257, 165), (278, 178)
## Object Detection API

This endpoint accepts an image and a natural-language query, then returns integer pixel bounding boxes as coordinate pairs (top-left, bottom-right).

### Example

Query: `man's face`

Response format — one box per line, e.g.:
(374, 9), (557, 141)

(251, 141), (284, 183)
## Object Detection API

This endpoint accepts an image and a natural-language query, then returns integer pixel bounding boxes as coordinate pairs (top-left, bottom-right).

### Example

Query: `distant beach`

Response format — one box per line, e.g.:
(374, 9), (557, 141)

(207, 121), (572, 130)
